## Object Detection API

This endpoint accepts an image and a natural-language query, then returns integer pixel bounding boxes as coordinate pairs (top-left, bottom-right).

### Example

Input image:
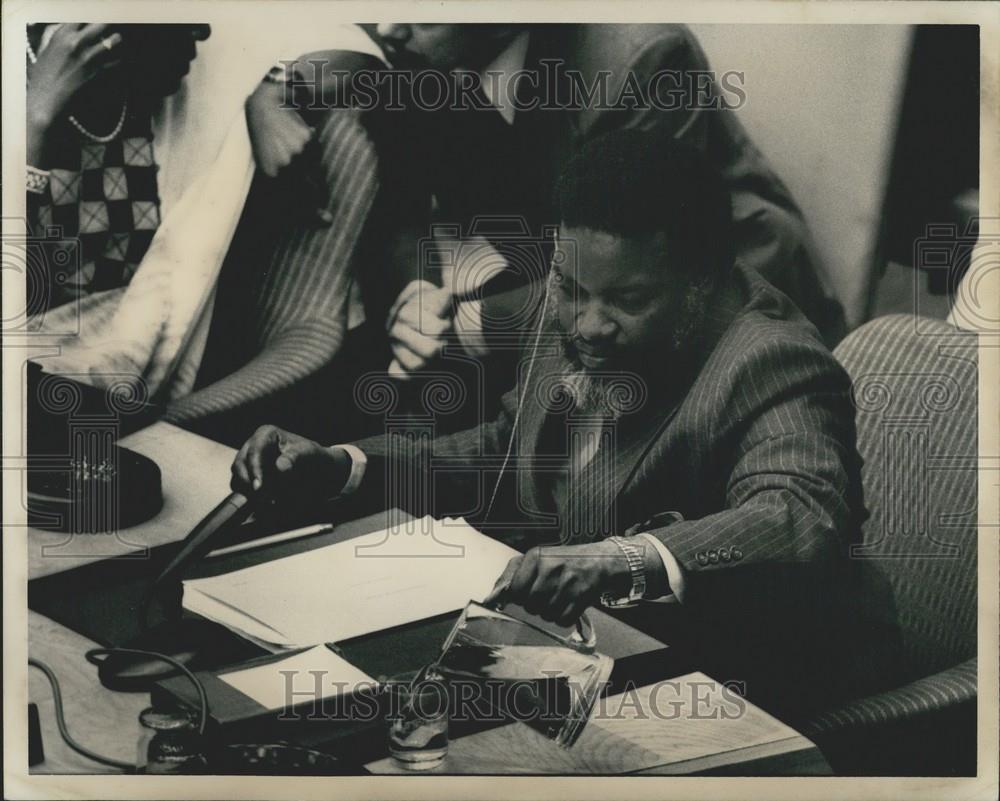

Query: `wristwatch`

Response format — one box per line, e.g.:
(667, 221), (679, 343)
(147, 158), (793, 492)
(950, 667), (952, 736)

(600, 536), (646, 609)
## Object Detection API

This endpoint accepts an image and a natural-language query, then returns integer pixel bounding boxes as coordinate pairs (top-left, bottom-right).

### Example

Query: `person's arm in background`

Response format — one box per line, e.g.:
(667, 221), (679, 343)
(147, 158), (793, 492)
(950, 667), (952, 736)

(163, 109), (378, 427)
(245, 45), (445, 381)
(26, 24), (123, 311)
(484, 25), (844, 346)
(602, 25), (844, 343)
(26, 24), (123, 170)
(245, 49), (385, 181)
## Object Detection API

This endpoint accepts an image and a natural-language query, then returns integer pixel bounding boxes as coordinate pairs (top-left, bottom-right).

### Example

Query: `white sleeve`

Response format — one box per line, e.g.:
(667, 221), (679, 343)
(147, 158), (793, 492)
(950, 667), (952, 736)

(636, 532), (687, 604)
(329, 444), (367, 496)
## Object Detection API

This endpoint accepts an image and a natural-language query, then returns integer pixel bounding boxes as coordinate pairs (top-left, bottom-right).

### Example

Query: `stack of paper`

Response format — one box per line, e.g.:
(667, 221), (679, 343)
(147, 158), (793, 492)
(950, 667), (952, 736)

(182, 516), (518, 650)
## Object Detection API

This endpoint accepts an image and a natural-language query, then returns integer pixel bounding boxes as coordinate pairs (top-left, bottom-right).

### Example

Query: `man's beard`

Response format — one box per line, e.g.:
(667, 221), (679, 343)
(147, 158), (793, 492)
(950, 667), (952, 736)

(555, 368), (636, 420)
(541, 288), (642, 420)
(541, 273), (712, 419)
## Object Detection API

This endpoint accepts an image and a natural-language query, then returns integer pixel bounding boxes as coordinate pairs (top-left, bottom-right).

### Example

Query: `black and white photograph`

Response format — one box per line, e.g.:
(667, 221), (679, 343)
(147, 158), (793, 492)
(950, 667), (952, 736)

(2, 1), (997, 798)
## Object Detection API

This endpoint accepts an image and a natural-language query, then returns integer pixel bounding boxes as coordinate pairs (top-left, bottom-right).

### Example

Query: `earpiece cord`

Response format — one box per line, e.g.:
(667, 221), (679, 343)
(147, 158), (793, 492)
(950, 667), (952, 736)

(483, 272), (552, 524)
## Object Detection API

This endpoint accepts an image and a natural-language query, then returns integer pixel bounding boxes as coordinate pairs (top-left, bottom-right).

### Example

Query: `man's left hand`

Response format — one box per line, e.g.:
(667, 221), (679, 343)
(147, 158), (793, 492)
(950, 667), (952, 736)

(485, 542), (632, 627)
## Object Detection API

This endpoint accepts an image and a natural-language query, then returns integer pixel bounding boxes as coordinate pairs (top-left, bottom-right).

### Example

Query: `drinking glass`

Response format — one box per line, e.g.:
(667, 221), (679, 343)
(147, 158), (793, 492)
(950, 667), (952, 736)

(385, 668), (450, 771)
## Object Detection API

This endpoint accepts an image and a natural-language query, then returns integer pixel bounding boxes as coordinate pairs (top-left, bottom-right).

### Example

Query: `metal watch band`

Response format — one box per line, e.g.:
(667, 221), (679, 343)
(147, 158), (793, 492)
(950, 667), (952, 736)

(600, 535), (646, 609)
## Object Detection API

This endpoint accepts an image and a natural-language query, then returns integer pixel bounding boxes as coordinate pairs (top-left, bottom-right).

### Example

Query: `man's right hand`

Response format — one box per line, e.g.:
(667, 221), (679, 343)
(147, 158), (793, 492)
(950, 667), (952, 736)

(230, 425), (350, 504)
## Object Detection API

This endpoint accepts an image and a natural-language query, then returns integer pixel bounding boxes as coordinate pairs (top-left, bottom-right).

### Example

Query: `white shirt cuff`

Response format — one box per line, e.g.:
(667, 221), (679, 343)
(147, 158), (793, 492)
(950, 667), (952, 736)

(330, 444), (367, 496)
(636, 532), (686, 604)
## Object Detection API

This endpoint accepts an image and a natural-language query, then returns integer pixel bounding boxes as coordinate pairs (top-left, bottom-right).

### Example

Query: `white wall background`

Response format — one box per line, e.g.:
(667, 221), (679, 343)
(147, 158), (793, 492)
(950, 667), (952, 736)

(692, 24), (914, 328)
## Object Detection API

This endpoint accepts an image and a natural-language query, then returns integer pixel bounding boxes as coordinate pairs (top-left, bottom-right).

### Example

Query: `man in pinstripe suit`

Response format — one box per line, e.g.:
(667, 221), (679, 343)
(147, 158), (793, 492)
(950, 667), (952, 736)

(232, 131), (864, 715)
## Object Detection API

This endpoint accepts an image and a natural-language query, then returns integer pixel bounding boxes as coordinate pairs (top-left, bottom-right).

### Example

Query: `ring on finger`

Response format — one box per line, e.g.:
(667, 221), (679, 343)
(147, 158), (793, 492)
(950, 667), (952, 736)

(101, 36), (115, 51)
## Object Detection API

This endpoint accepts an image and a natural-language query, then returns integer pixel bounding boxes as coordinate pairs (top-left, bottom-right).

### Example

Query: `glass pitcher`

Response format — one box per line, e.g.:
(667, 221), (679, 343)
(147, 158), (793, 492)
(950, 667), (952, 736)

(434, 602), (613, 748)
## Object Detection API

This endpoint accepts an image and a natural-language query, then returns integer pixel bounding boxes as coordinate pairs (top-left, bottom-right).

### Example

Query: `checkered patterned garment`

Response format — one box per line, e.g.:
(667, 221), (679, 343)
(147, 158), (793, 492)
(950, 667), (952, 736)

(32, 112), (161, 299)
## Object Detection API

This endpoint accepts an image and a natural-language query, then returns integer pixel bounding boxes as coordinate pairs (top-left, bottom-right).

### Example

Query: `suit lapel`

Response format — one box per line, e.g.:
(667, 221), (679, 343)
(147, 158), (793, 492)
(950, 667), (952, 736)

(515, 345), (564, 521)
(593, 272), (747, 531)
(566, 396), (685, 541)
(519, 341), (691, 543)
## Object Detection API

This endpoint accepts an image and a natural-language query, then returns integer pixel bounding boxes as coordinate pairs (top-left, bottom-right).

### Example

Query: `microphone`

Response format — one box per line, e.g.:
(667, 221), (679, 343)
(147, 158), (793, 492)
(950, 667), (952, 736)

(148, 492), (254, 607)
(98, 492), (257, 691)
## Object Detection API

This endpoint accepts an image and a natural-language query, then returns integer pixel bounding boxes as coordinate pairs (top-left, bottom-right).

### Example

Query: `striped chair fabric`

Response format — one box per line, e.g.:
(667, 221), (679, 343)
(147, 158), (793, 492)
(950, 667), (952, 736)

(804, 314), (978, 775)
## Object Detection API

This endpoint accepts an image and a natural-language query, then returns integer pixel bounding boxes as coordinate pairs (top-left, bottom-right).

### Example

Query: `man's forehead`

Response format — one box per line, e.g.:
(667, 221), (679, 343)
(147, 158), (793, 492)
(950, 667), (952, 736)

(555, 227), (672, 287)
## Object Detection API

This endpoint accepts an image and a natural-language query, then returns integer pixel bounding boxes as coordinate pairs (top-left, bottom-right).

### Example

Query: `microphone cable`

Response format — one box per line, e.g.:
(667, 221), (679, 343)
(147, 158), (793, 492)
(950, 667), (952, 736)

(28, 648), (209, 772)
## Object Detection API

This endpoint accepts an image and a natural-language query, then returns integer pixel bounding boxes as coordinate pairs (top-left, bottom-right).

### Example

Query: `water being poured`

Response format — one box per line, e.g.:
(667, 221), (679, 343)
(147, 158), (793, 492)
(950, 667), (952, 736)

(434, 603), (614, 747)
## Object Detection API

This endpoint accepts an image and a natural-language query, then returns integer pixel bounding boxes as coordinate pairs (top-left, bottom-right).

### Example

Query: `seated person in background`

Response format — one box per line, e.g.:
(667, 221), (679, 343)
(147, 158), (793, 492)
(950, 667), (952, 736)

(27, 23), (210, 308)
(160, 31), (397, 445)
(163, 108), (385, 445)
(27, 22), (393, 442)
(230, 131), (866, 720)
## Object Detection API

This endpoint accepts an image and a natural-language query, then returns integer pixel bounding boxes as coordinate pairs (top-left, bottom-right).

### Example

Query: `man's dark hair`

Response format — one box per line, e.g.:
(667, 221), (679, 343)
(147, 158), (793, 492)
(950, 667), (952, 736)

(555, 129), (734, 284)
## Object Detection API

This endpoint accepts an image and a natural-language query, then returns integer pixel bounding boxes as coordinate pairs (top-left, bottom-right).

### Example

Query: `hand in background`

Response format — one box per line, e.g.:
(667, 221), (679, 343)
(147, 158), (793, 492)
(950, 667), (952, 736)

(246, 80), (334, 225)
(246, 80), (314, 177)
(230, 425), (350, 504)
(387, 280), (453, 379)
(28, 24), (123, 161)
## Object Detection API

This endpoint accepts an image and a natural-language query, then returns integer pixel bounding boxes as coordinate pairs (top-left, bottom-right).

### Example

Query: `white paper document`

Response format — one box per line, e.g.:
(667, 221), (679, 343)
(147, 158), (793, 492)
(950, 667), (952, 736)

(220, 646), (376, 709)
(182, 516), (518, 649)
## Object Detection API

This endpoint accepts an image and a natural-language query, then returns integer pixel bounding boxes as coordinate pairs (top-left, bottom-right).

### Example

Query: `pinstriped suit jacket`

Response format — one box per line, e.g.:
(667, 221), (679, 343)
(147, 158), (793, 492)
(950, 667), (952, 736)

(351, 263), (864, 609)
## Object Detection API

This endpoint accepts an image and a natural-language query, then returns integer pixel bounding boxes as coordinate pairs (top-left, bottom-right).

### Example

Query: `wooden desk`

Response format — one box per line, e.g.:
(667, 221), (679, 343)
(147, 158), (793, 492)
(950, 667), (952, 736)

(28, 422), (236, 580)
(26, 424), (830, 776)
(29, 610), (149, 774)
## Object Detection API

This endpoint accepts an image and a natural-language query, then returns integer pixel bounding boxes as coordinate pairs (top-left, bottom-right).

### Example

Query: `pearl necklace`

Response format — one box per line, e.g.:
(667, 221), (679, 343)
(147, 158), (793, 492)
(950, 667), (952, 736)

(26, 32), (128, 144)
